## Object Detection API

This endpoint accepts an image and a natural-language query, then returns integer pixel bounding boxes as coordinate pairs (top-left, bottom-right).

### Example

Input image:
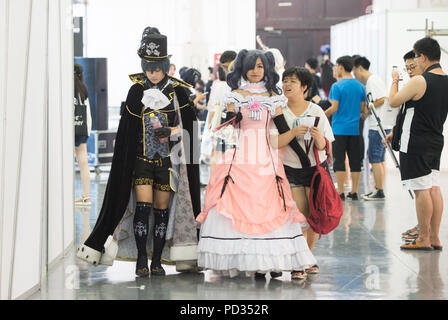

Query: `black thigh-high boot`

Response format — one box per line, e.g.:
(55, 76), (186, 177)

(151, 208), (169, 276)
(134, 202), (152, 277)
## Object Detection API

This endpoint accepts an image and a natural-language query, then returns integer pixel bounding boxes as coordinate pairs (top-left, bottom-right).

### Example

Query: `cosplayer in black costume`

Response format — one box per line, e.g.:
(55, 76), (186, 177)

(77, 27), (201, 277)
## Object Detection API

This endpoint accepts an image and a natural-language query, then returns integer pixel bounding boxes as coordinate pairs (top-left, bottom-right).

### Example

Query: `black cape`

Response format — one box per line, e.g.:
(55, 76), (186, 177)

(83, 74), (201, 253)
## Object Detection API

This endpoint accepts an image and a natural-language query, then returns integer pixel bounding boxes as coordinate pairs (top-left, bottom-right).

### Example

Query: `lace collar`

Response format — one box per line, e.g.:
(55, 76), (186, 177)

(240, 80), (267, 93)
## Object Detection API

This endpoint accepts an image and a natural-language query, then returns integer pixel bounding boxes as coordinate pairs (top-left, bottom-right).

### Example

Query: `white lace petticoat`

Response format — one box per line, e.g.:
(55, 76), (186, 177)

(197, 207), (317, 277)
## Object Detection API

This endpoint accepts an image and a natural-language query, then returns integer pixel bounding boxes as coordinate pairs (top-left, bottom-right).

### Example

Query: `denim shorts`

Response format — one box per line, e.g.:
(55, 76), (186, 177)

(368, 129), (390, 163)
(75, 135), (88, 147)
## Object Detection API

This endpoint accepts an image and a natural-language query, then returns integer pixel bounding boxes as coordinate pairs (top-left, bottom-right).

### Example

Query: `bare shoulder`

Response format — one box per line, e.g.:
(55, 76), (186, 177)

(411, 75), (426, 83)
(407, 75), (427, 90)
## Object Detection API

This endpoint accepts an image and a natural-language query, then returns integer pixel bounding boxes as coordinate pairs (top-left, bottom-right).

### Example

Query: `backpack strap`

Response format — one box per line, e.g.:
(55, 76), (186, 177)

(273, 114), (311, 167)
(313, 137), (330, 167)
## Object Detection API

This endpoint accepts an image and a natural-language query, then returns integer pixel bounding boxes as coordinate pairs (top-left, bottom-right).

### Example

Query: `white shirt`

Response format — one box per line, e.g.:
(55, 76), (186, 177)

(270, 102), (335, 169)
(207, 80), (231, 130)
(365, 74), (398, 130)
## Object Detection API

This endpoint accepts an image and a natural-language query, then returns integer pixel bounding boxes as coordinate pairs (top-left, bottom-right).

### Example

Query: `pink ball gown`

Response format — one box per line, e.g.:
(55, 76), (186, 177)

(196, 91), (317, 276)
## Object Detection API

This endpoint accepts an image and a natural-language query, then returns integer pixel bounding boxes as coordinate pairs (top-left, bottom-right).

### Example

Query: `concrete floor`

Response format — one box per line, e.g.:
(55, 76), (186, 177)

(29, 163), (448, 300)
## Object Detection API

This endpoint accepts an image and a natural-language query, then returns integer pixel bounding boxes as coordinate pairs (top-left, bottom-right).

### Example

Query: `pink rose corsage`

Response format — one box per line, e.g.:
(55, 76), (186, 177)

(248, 101), (263, 120)
(248, 101), (262, 111)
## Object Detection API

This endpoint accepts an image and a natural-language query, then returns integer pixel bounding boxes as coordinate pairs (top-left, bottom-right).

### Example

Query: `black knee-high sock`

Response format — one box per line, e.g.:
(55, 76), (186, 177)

(151, 208), (169, 267)
(133, 202), (152, 261)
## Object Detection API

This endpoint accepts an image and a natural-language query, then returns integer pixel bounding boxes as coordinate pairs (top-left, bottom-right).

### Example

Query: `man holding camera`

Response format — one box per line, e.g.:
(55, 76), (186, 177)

(353, 56), (398, 201)
(389, 37), (448, 251)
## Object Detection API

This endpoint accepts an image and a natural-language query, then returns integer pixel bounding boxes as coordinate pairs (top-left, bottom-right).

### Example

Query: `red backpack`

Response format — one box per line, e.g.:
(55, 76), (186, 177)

(308, 139), (343, 238)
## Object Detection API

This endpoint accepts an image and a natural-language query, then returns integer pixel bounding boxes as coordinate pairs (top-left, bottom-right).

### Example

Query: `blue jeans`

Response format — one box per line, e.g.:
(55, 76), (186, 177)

(368, 129), (390, 163)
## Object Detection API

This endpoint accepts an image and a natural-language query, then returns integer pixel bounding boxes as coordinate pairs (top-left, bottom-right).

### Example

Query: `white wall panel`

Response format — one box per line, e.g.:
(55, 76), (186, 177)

(0, 0), (74, 300)
(0, 0), (32, 300)
(47, 0), (64, 265)
(60, 0), (75, 251)
(0, 0), (9, 300)
(11, 0), (48, 299)
(331, 12), (386, 80)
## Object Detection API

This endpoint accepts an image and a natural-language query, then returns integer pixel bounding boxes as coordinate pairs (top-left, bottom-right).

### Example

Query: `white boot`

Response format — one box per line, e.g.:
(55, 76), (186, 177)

(176, 260), (198, 272)
(77, 244), (102, 266)
(100, 236), (118, 266)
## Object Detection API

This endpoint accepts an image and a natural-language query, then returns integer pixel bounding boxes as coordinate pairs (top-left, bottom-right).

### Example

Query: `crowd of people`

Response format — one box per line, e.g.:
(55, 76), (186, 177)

(75, 26), (447, 282)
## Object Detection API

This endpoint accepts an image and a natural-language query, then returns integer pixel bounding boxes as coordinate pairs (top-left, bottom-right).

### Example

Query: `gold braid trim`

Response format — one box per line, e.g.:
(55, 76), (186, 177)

(168, 75), (193, 88)
(133, 177), (171, 191)
(128, 73), (146, 85)
(126, 105), (142, 118)
(134, 177), (154, 186)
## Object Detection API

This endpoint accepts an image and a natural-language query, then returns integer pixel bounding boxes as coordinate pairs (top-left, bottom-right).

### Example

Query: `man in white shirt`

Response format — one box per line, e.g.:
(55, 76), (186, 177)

(353, 57), (398, 200)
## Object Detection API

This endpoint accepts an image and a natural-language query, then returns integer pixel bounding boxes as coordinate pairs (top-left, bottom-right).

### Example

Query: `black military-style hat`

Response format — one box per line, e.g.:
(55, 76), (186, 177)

(138, 33), (171, 62)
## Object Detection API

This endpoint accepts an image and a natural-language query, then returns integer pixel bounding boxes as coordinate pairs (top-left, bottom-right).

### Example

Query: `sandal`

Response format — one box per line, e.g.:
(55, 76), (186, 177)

(291, 270), (307, 280)
(402, 232), (418, 239)
(75, 195), (91, 206)
(431, 245), (443, 251)
(305, 265), (319, 274)
(400, 239), (433, 251)
(401, 225), (419, 237)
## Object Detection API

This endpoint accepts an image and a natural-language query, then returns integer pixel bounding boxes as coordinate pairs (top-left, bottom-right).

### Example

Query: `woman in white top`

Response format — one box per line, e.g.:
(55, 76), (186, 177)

(271, 66), (335, 279)
(201, 65), (231, 172)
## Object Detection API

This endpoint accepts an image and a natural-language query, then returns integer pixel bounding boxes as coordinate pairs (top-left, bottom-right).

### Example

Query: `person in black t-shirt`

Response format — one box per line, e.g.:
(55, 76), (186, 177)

(389, 37), (448, 251)
(305, 57), (321, 102)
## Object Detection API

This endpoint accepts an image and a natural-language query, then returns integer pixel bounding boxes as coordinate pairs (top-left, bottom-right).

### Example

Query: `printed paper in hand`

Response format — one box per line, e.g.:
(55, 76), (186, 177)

(293, 116), (316, 140)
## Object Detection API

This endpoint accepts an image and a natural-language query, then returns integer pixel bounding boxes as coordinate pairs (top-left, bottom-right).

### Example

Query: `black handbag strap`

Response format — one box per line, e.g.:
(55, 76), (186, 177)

(304, 117), (321, 155)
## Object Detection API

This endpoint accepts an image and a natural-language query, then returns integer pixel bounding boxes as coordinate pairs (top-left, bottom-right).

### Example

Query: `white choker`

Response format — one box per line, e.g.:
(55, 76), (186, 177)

(240, 80), (267, 93)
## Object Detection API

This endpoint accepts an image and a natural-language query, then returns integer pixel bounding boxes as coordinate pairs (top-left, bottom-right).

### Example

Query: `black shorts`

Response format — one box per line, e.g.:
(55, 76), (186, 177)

(284, 161), (327, 188)
(133, 156), (172, 192)
(399, 151), (441, 181)
(333, 135), (361, 172)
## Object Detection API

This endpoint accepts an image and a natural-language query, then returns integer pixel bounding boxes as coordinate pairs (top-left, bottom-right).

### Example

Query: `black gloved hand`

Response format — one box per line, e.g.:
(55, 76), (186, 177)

(225, 111), (243, 124)
(154, 127), (171, 138)
(235, 111), (243, 124)
(225, 111), (235, 123)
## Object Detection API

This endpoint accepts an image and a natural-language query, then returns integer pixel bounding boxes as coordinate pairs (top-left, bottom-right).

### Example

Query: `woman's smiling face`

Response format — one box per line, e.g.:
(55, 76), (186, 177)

(246, 57), (265, 83)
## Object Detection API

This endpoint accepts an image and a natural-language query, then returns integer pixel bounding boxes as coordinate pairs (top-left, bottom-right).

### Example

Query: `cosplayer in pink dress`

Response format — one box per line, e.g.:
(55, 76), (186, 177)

(196, 49), (317, 277)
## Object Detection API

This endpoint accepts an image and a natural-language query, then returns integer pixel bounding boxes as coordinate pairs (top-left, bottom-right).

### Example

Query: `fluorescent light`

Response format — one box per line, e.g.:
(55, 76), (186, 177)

(278, 2), (292, 6)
